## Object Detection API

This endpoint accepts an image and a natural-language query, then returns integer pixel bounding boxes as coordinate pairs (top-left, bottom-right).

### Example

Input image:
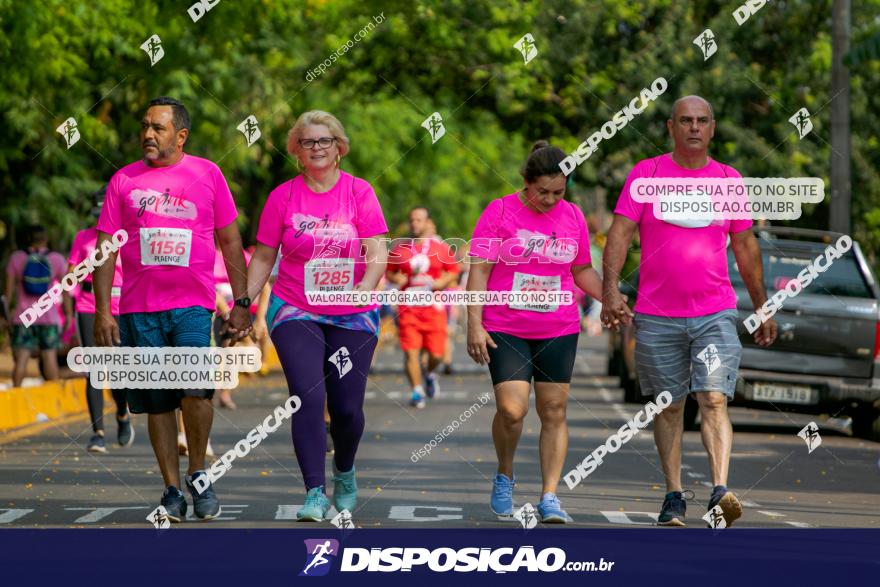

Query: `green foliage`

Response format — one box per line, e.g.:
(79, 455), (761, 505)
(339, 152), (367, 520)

(0, 0), (878, 269)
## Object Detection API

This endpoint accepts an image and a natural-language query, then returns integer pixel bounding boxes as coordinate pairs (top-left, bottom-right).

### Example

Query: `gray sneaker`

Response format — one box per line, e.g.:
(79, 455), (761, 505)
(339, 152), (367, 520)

(185, 471), (221, 520)
(117, 417), (135, 447)
(87, 434), (106, 453)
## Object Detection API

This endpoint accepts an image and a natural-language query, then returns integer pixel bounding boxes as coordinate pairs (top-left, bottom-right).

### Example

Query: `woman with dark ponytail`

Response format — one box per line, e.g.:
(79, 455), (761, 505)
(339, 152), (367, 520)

(466, 140), (602, 523)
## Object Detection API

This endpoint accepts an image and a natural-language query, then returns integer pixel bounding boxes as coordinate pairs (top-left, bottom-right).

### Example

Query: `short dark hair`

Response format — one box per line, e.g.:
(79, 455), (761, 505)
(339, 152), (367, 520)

(148, 96), (190, 132)
(409, 206), (431, 218)
(27, 224), (48, 245)
(520, 140), (567, 183)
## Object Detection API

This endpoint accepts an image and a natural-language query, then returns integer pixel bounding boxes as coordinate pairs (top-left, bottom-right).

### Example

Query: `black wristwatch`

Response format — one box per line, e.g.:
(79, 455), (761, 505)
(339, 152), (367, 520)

(233, 297), (252, 309)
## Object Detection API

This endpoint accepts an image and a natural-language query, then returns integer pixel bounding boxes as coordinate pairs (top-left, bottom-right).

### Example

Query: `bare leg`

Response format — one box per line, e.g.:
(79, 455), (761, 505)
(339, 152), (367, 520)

(492, 381), (530, 478)
(534, 382), (569, 495)
(181, 396), (213, 475)
(653, 397), (686, 492)
(404, 348), (422, 388)
(696, 391), (732, 486)
(12, 348), (30, 387)
(148, 411), (180, 488)
(39, 349), (59, 381)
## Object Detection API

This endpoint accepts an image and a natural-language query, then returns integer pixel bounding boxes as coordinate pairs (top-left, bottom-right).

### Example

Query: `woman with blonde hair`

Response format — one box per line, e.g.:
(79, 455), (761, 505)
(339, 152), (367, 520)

(245, 111), (388, 521)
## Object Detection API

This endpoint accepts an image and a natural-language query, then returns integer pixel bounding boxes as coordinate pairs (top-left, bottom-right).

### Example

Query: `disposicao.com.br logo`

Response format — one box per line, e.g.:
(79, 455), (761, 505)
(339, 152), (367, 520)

(300, 540), (614, 574)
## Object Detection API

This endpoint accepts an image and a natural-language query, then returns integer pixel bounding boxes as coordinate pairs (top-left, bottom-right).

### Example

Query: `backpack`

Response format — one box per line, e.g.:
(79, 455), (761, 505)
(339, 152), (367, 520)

(22, 252), (52, 296)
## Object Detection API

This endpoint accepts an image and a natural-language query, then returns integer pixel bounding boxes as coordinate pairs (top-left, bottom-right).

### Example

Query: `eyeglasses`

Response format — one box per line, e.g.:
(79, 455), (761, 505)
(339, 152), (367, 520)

(298, 137), (337, 149)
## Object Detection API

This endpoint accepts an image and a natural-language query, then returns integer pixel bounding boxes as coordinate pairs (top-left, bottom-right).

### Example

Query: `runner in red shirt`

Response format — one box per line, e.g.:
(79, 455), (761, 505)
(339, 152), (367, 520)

(387, 207), (460, 408)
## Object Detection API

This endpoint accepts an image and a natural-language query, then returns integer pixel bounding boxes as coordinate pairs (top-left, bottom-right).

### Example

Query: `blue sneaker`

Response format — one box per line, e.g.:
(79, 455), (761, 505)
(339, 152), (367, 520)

(538, 493), (570, 524)
(657, 490), (694, 526)
(708, 485), (742, 527)
(185, 470), (221, 521)
(87, 433), (106, 453)
(298, 487), (331, 522)
(425, 373), (439, 399)
(160, 485), (187, 523)
(490, 473), (515, 517)
(117, 417), (134, 447)
(410, 390), (426, 409)
(332, 465), (357, 512)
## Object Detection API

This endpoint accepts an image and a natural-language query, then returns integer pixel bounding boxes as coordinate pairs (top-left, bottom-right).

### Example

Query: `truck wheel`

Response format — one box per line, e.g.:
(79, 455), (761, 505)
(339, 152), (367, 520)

(683, 395), (699, 431)
(851, 409), (880, 443)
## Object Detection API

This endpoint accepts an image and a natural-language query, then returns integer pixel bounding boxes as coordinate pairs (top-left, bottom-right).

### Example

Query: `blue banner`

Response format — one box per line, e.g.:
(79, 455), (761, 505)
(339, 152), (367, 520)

(2, 529), (876, 585)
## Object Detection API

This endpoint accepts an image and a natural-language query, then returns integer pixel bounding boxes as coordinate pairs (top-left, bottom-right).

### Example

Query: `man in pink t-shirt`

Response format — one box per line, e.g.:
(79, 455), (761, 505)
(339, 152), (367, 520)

(92, 97), (252, 523)
(4, 225), (67, 387)
(601, 95), (777, 528)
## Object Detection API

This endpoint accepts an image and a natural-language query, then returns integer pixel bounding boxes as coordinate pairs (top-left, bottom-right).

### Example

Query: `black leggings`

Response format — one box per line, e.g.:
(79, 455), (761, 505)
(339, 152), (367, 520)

(77, 313), (128, 432)
(486, 332), (579, 384)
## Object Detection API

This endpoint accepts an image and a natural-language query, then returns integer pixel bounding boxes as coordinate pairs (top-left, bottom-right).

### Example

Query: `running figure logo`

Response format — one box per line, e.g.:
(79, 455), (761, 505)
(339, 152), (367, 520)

(237, 115), (261, 147)
(139, 34), (165, 67)
(702, 505), (727, 529)
(697, 344), (721, 375)
(797, 421), (822, 454)
(299, 539), (339, 577)
(331, 509), (354, 529)
(693, 29), (717, 60)
(56, 117), (80, 149)
(514, 503), (537, 529)
(789, 108), (813, 139)
(146, 505), (170, 529)
(328, 346), (352, 379)
(421, 112), (446, 144)
(513, 33), (538, 65)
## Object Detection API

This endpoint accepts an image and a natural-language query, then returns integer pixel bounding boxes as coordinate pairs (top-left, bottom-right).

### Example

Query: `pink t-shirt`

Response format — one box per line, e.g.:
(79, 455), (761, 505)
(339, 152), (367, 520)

(97, 153), (238, 314)
(469, 193), (591, 339)
(6, 249), (67, 326)
(614, 153), (752, 317)
(68, 227), (124, 315)
(256, 172), (388, 315)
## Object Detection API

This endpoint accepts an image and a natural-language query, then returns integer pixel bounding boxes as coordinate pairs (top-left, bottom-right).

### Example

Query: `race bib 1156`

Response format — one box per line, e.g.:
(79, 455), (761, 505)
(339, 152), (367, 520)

(139, 227), (192, 267)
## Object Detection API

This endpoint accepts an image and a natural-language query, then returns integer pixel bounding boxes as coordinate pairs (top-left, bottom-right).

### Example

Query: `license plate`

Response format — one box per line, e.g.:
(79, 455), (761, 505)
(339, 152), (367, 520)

(751, 382), (815, 405)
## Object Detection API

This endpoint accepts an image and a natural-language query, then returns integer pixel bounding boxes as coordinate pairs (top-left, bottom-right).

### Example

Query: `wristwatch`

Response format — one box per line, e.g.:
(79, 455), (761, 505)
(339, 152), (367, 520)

(233, 296), (252, 309)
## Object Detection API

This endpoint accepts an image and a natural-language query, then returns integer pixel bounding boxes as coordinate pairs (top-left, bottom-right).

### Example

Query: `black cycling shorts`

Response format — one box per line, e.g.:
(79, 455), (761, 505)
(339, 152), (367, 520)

(486, 332), (579, 384)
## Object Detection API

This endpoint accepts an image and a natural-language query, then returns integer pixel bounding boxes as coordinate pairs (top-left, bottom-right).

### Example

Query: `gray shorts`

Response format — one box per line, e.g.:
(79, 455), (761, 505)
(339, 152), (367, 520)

(634, 309), (741, 402)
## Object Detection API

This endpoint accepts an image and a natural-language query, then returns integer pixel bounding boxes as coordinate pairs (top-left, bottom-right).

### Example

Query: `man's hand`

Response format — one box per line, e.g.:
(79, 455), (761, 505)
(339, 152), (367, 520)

(467, 324), (497, 365)
(600, 292), (634, 331)
(94, 312), (120, 346)
(754, 317), (777, 347)
(226, 305), (252, 342)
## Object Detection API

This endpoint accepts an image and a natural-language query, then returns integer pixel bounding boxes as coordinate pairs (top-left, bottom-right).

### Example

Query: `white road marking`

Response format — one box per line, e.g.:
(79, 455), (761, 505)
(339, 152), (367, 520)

(686, 472), (706, 479)
(757, 510), (786, 518)
(66, 506), (148, 523)
(598, 388), (631, 421)
(274, 505), (338, 520)
(185, 504), (249, 521)
(785, 521), (815, 528)
(388, 505), (463, 522)
(600, 511), (659, 525)
(0, 509), (34, 523)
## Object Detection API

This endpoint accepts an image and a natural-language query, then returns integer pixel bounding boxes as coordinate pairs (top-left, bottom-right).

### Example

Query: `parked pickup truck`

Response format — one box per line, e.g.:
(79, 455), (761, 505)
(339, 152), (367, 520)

(608, 227), (880, 441)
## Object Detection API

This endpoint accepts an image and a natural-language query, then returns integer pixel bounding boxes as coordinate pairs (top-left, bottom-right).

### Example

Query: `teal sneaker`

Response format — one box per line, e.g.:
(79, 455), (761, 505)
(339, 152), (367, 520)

(332, 465), (357, 512)
(297, 487), (331, 522)
(490, 473), (515, 517)
(537, 492), (571, 524)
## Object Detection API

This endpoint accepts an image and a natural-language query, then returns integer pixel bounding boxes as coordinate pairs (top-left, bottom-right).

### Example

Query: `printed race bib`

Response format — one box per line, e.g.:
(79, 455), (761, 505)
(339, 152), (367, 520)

(305, 258), (355, 293)
(510, 272), (561, 313)
(111, 286), (122, 298)
(139, 227), (192, 267)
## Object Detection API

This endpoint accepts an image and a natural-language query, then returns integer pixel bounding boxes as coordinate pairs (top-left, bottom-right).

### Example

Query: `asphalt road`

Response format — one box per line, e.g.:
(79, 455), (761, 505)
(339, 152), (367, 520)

(2, 333), (879, 528)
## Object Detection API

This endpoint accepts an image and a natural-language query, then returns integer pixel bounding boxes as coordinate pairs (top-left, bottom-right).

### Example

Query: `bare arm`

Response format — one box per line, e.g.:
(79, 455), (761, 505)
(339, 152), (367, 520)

(216, 222), (252, 339)
(571, 264), (602, 301)
(730, 229), (776, 346)
(93, 231), (119, 345)
(600, 215), (637, 329)
(465, 258), (497, 364)
(246, 243), (277, 301)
